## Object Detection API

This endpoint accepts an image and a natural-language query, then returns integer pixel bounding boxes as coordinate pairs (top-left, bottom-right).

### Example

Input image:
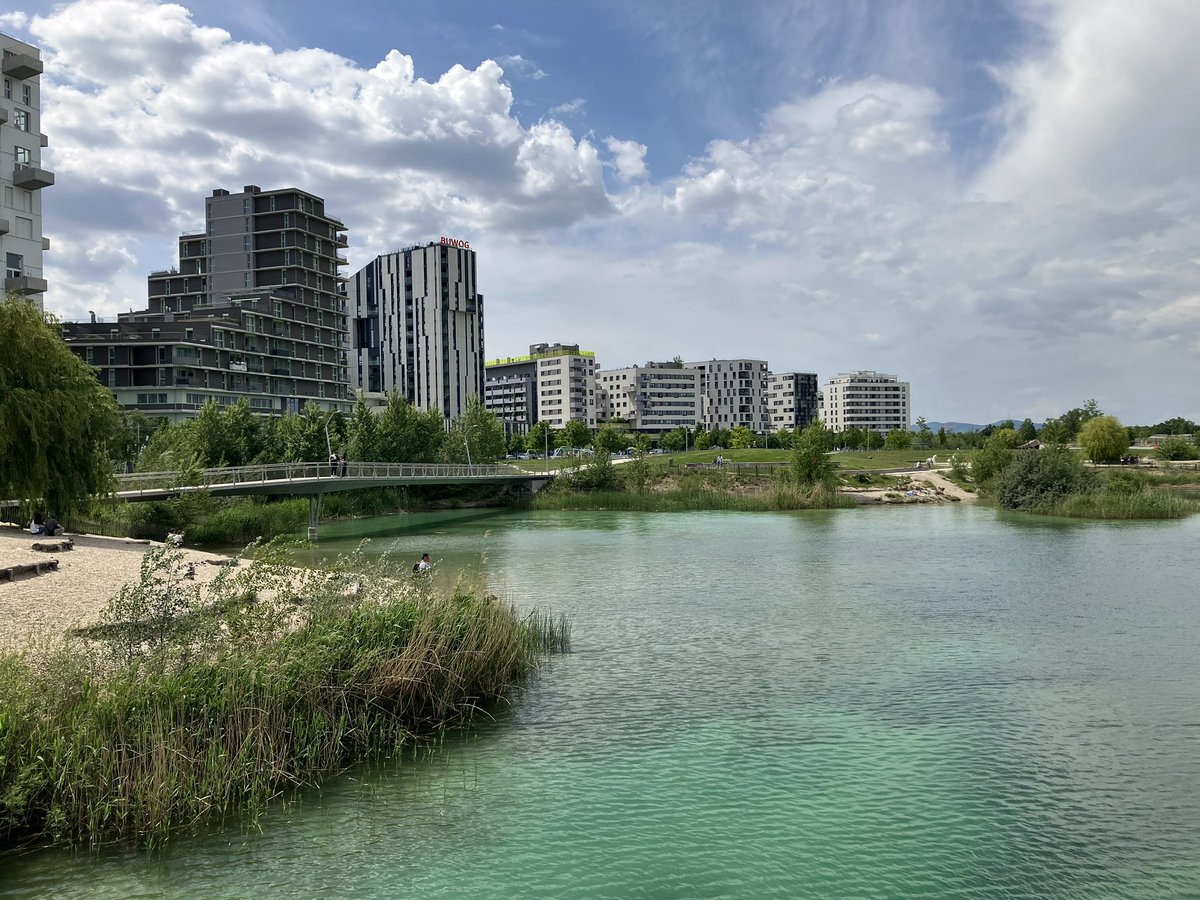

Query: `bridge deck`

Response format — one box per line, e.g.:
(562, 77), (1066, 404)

(111, 461), (551, 501)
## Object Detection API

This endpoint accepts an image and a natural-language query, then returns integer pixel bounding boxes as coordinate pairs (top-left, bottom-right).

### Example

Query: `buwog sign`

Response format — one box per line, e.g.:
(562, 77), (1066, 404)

(440, 236), (470, 249)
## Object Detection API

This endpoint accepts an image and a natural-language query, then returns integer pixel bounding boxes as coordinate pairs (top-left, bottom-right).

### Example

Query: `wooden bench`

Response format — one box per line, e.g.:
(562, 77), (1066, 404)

(0, 559), (60, 581)
(31, 540), (74, 552)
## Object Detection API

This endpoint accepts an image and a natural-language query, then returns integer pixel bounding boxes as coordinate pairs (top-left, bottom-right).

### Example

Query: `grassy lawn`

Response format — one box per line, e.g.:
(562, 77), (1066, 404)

(828, 450), (936, 470)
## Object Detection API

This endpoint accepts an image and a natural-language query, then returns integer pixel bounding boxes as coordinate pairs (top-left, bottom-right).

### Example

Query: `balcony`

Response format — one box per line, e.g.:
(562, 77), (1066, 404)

(0, 108), (7, 126)
(2, 52), (43, 80)
(0, 218), (7, 235)
(336, 233), (348, 248)
(13, 164), (54, 190)
(5, 273), (48, 295)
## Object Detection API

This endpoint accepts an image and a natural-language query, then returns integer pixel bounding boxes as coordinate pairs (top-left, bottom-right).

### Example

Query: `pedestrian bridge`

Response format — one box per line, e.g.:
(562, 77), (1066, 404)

(110, 461), (553, 538)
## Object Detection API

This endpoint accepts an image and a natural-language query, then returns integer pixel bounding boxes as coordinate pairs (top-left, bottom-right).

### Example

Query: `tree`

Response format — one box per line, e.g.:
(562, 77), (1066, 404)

(0, 300), (121, 515)
(346, 396), (381, 461)
(730, 426), (755, 449)
(791, 421), (836, 486)
(526, 421), (552, 456)
(446, 396), (505, 464)
(1156, 436), (1200, 461)
(558, 419), (592, 449)
(970, 430), (1018, 484)
(884, 428), (913, 450)
(914, 417), (933, 449)
(937, 426), (948, 448)
(1018, 418), (1038, 442)
(994, 447), (1095, 511)
(1079, 415), (1128, 464)
(594, 424), (627, 454)
(376, 392), (445, 462)
(661, 427), (686, 453)
(507, 430), (527, 456)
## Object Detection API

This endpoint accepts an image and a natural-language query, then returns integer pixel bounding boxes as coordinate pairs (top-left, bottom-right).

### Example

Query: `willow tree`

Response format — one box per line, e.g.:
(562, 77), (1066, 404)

(0, 299), (120, 515)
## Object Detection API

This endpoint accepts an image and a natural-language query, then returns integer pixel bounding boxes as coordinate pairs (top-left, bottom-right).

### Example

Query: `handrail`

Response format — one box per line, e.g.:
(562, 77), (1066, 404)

(112, 461), (538, 494)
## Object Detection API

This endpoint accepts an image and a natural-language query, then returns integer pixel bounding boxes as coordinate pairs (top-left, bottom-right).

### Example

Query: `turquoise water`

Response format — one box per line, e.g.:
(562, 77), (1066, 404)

(3, 505), (1200, 898)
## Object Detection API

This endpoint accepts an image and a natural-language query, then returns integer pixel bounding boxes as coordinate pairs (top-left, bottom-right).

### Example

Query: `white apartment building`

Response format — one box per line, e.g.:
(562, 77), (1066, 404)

(2, 34), (52, 310)
(684, 358), (769, 431)
(348, 238), (484, 422)
(820, 370), (910, 435)
(597, 362), (700, 432)
(766, 372), (820, 430)
(532, 342), (596, 428)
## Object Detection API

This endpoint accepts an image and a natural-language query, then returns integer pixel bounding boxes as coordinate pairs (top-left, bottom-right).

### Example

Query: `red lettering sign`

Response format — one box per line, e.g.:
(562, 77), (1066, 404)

(440, 236), (471, 250)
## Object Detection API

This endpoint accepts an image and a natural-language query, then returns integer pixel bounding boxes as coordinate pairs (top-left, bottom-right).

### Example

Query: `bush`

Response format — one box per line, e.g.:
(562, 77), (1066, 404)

(1156, 436), (1200, 461)
(993, 448), (1095, 511)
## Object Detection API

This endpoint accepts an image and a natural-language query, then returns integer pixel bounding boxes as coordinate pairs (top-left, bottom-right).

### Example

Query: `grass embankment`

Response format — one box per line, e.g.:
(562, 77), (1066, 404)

(532, 466), (855, 512)
(84, 485), (509, 546)
(0, 543), (568, 848)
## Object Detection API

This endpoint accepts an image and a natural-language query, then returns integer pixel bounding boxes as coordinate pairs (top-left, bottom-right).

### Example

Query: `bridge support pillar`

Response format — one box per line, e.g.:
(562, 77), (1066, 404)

(308, 494), (323, 541)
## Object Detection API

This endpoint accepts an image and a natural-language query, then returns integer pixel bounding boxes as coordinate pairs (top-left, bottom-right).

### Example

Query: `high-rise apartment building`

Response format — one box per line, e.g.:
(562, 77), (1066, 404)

(765, 372), (819, 431)
(684, 358), (769, 432)
(484, 342), (596, 431)
(819, 370), (910, 435)
(62, 186), (352, 420)
(596, 362), (700, 433)
(2, 34), (53, 311)
(348, 238), (484, 423)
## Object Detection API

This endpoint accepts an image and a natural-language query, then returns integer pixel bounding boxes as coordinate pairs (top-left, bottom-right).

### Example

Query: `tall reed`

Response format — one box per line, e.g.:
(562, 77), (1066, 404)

(0, 542), (569, 848)
(1033, 490), (1196, 519)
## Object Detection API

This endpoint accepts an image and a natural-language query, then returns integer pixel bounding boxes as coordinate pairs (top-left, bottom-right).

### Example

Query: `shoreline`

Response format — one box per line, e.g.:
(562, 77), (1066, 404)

(0, 525), (237, 650)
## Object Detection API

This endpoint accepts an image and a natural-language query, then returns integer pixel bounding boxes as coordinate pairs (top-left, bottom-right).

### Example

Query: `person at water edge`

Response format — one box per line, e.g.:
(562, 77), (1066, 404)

(43, 516), (60, 537)
(413, 553), (432, 573)
(329, 451), (339, 476)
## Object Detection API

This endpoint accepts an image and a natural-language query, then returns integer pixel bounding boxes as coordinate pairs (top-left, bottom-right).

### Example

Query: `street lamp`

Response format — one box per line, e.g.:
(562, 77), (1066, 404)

(463, 423), (477, 468)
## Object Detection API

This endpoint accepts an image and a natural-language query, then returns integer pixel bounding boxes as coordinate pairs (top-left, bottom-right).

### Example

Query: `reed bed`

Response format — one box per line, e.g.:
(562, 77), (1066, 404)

(533, 472), (854, 512)
(1032, 490), (1196, 519)
(0, 542), (568, 848)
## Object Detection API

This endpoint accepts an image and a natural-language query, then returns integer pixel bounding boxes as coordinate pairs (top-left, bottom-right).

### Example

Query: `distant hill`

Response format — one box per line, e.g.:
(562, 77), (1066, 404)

(917, 420), (1044, 434)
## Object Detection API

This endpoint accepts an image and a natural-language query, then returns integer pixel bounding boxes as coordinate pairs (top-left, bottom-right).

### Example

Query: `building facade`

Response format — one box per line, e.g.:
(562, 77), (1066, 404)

(483, 356), (537, 436)
(485, 342), (596, 431)
(819, 370), (911, 435)
(348, 239), (484, 423)
(684, 358), (769, 432)
(596, 362), (700, 433)
(62, 186), (352, 420)
(2, 34), (52, 310)
(765, 372), (820, 431)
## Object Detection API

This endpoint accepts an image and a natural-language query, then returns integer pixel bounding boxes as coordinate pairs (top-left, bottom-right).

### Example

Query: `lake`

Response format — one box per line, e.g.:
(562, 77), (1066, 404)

(3, 504), (1199, 898)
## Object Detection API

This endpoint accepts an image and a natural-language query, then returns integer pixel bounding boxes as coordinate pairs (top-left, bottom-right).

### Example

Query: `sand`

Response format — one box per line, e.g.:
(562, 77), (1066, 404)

(842, 468), (977, 504)
(0, 525), (238, 649)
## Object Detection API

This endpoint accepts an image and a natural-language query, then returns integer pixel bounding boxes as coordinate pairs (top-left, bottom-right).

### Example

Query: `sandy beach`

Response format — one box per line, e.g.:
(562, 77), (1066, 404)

(843, 468), (977, 504)
(0, 525), (236, 649)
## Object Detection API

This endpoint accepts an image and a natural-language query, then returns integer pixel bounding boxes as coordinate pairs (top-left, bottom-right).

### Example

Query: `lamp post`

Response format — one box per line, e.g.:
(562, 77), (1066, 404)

(463, 423), (477, 468)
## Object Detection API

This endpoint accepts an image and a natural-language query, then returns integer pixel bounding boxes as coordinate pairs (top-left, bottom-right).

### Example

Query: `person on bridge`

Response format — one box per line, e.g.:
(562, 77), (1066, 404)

(328, 451), (339, 477)
(339, 454), (348, 477)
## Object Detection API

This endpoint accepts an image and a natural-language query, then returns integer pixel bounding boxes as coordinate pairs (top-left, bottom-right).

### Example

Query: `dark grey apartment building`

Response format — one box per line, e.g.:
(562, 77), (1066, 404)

(62, 186), (352, 420)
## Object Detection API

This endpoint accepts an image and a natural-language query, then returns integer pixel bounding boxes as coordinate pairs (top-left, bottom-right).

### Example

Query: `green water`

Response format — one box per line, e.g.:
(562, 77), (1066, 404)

(4, 505), (1200, 898)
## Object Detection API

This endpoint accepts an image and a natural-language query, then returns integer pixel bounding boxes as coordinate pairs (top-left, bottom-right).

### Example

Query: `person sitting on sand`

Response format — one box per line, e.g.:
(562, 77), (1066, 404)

(28, 513), (45, 535)
(43, 516), (60, 537)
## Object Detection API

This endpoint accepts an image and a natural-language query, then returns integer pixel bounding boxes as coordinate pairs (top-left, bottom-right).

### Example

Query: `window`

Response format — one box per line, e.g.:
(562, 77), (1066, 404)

(23, 84), (31, 106)
(243, 236), (251, 251)
(14, 147), (30, 166)
(13, 109), (29, 132)
(2, 78), (9, 99)
(185, 328), (194, 341)
(6, 253), (22, 279)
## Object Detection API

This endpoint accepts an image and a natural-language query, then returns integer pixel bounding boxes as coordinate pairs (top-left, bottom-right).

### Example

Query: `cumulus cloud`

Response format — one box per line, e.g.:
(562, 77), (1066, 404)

(17, 0), (1200, 422)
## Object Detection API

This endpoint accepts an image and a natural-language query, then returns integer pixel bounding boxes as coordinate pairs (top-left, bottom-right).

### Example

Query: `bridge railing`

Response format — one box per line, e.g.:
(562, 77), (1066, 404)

(113, 461), (531, 494)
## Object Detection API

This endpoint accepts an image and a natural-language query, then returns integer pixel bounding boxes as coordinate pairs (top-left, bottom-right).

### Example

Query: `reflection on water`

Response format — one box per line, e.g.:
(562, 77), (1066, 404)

(4, 505), (1200, 898)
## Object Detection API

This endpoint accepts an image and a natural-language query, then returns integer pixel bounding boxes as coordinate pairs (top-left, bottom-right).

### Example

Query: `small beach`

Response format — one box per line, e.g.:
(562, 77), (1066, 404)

(0, 525), (234, 649)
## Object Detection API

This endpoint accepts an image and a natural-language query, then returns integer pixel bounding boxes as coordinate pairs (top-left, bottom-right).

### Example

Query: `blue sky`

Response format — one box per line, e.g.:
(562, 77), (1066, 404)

(4, 0), (1199, 423)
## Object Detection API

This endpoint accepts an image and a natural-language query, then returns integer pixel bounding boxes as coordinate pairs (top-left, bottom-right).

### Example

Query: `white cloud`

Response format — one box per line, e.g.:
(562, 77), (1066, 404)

(19, 0), (1200, 423)
(550, 97), (586, 116)
(497, 53), (547, 80)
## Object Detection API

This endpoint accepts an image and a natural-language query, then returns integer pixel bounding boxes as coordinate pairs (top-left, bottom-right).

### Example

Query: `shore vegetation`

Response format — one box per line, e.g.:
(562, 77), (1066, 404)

(0, 542), (568, 848)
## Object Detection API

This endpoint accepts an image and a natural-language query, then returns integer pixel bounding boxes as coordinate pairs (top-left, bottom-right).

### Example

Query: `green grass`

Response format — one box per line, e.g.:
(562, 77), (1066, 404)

(0, 543), (569, 848)
(533, 471), (854, 512)
(828, 450), (937, 470)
